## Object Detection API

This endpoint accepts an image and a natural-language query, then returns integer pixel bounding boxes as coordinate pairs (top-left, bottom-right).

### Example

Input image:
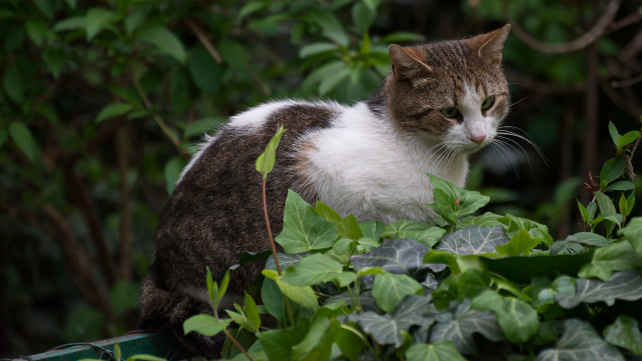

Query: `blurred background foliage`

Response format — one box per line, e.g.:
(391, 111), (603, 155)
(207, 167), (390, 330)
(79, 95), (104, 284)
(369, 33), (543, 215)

(1, 0), (641, 356)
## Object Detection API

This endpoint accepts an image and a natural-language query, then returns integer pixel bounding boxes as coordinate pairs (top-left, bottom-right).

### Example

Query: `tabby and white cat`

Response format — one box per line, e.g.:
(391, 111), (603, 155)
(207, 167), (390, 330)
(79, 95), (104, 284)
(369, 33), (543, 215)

(140, 25), (511, 358)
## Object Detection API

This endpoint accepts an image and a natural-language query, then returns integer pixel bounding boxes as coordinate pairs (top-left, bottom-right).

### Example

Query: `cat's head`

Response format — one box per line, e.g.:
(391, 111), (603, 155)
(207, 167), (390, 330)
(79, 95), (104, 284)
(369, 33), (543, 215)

(384, 24), (511, 153)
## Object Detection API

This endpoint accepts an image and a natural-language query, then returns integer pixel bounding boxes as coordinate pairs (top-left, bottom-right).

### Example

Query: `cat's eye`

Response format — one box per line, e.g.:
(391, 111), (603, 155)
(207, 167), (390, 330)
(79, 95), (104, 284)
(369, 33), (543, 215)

(481, 96), (495, 110)
(440, 107), (459, 118)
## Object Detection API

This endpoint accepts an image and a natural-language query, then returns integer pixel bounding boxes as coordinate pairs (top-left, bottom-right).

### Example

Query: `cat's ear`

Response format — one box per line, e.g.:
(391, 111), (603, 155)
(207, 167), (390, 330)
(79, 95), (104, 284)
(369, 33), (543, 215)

(469, 24), (511, 65)
(389, 44), (432, 79)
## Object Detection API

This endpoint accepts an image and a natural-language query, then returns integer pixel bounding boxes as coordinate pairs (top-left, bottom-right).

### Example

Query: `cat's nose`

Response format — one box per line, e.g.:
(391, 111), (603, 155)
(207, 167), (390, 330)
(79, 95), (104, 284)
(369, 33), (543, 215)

(470, 134), (487, 144)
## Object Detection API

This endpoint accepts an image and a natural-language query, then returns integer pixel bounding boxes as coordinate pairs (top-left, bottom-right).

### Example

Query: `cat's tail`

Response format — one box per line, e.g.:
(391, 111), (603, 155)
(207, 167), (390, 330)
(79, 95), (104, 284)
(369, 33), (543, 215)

(139, 275), (225, 359)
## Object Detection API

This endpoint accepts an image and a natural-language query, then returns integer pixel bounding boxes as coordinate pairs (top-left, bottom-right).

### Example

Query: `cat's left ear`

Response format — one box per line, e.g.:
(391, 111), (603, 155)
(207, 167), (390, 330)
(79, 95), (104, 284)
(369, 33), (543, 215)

(469, 24), (511, 65)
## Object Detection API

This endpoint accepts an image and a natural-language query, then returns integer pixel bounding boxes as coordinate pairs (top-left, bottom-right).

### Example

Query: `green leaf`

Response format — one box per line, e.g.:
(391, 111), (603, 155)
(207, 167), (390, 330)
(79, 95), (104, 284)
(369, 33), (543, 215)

(427, 174), (490, 223)
(257, 325), (307, 361)
(25, 21), (49, 47)
(206, 267), (218, 306)
(183, 314), (231, 336)
(577, 200), (590, 224)
(318, 65), (350, 96)
(85, 8), (118, 41)
(256, 124), (286, 178)
(617, 131), (639, 149)
(299, 42), (339, 58)
(372, 272), (422, 314)
(43, 49), (66, 79)
(381, 220), (446, 248)
(429, 300), (503, 355)
(603, 315), (642, 356)
(607, 180), (635, 191)
(3, 63), (25, 104)
(183, 117), (222, 139)
(555, 270), (642, 308)
(109, 280), (139, 318)
(405, 340), (467, 361)
(471, 290), (539, 343)
(9, 122), (39, 163)
(239, 1), (266, 19)
(53, 16), (86, 32)
(137, 26), (187, 63)
(578, 241), (642, 281)
(96, 103), (134, 123)
(164, 156), (187, 195)
(351, 238), (431, 279)
(497, 214), (554, 246)
(435, 226), (509, 256)
(485, 251), (594, 284)
(292, 316), (339, 360)
(219, 41), (250, 69)
(537, 319), (624, 361)
(496, 228), (539, 256)
(608, 121), (621, 145)
(307, 9), (349, 46)
(262, 269), (318, 310)
(34, 0), (55, 19)
(280, 253), (356, 287)
(314, 200), (343, 224)
(381, 31), (425, 43)
(261, 277), (300, 324)
(243, 292), (260, 333)
(114, 342), (121, 361)
(275, 190), (338, 254)
(621, 218), (642, 259)
(351, 2), (376, 32)
(188, 45), (223, 93)
(600, 157), (626, 184)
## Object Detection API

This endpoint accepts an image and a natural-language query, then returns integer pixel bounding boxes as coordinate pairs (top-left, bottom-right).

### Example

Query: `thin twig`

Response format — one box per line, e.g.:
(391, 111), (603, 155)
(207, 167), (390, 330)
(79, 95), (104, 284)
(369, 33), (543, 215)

(222, 329), (254, 361)
(185, 20), (224, 64)
(507, 0), (623, 54)
(131, 73), (190, 159)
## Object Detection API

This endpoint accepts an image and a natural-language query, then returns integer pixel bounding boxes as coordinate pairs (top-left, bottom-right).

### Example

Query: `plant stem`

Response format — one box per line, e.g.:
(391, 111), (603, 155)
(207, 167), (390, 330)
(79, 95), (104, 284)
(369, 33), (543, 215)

(261, 179), (296, 327)
(223, 329), (254, 361)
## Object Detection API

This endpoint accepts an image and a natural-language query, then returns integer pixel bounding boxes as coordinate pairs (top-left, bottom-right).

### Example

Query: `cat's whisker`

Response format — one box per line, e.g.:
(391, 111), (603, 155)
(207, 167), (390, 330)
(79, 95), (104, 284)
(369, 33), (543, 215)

(495, 136), (534, 174)
(509, 96), (528, 107)
(490, 141), (521, 180)
(496, 128), (549, 166)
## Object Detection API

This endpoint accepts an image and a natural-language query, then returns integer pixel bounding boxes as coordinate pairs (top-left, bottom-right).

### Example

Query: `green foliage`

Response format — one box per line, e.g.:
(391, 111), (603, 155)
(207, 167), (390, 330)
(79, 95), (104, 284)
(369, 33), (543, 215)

(179, 122), (642, 360)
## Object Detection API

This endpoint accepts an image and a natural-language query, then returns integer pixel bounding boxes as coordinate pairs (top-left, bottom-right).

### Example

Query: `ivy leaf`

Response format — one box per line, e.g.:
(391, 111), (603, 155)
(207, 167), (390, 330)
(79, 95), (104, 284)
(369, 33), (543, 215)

(471, 290), (539, 343)
(372, 272), (422, 314)
(405, 340), (467, 361)
(578, 241), (642, 281)
(350, 311), (405, 347)
(381, 220), (446, 248)
(536, 319), (624, 361)
(497, 214), (554, 246)
(183, 314), (232, 336)
(434, 226), (509, 256)
(426, 174), (490, 223)
(603, 315), (642, 356)
(280, 253), (356, 287)
(350, 238), (431, 279)
(429, 300), (503, 355)
(265, 252), (306, 270)
(299, 42), (339, 58)
(275, 190), (338, 254)
(496, 228), (539, 256)
(555, 270), (642, 308)
(485, 251), (594, 284)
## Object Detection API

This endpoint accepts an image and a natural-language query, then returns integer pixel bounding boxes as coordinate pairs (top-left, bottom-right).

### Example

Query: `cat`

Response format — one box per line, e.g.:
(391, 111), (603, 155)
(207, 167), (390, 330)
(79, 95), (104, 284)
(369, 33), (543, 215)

(140, 24), (511, 358)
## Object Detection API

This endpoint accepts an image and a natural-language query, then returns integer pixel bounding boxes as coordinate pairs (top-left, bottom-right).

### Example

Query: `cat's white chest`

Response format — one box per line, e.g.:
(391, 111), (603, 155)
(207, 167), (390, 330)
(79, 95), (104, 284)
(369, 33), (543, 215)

(300, 103), (469, 223)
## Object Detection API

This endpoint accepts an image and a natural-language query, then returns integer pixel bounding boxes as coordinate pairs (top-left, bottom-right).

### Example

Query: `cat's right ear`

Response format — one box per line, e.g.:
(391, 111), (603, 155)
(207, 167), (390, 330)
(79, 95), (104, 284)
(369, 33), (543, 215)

(389, 44), (432, 79)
